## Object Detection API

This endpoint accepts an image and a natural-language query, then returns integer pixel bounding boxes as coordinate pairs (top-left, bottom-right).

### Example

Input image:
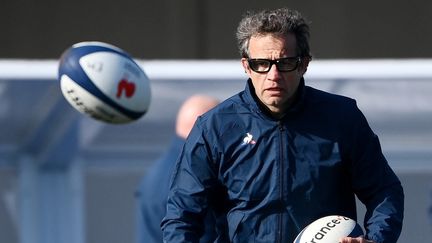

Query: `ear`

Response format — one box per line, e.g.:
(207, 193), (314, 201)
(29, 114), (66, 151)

(241, 58), (251, 75)
(298, 57), (311, 76)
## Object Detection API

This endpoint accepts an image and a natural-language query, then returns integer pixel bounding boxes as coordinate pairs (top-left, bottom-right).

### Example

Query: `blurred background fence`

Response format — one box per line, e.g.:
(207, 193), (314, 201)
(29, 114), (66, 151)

(0, 59), (432, 243)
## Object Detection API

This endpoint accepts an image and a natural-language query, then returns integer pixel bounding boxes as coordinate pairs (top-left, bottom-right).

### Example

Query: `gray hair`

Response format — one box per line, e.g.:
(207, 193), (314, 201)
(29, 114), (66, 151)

(236, 8), (311, 58)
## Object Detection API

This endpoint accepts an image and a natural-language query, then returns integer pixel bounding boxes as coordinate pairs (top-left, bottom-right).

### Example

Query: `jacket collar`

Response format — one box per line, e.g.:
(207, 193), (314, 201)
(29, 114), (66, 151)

(244, 77), (306, 120)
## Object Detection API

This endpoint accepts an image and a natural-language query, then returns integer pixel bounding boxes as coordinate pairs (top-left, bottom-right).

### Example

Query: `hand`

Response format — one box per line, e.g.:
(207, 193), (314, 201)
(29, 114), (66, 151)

(339, 236), (375, 243)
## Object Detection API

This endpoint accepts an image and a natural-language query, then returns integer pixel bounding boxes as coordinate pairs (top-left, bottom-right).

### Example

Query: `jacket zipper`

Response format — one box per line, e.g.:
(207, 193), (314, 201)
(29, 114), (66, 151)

(277, 120), (285, 243)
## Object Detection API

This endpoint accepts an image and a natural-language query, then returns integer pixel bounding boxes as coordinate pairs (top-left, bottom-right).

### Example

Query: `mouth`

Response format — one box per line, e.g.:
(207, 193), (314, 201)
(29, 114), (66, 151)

(265, 87), (284, 97)
(266, 87), (283, 92)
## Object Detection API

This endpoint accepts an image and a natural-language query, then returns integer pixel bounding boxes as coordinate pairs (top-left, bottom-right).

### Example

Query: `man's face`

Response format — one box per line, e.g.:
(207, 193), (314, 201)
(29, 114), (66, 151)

(241, 33), (309, 117)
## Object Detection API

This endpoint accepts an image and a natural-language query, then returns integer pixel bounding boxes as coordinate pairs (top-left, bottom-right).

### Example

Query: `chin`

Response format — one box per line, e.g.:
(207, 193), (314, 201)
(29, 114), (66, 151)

(266, 99), (283, 108)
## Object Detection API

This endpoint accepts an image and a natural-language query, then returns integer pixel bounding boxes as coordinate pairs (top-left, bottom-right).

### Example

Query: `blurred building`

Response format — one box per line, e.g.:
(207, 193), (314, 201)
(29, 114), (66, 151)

(1, 0), (432, 59)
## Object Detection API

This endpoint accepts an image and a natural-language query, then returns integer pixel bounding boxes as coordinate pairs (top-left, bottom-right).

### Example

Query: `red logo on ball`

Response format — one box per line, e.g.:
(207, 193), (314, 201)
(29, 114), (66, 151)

(116, 79), (135, 98)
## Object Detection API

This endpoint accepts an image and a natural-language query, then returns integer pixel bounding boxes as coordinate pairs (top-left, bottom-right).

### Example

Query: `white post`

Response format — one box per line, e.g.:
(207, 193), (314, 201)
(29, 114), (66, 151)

(18, 156), (85, 243)
(18, 155), (39, 243)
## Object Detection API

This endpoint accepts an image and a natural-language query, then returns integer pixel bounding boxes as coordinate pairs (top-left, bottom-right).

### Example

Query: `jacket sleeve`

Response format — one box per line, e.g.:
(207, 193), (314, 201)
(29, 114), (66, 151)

(347, 103), (404, 243)
(161, 121), (217, 243)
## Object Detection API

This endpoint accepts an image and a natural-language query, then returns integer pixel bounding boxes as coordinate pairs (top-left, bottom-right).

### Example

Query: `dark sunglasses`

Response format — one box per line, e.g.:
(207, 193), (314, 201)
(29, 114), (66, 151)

(247, 57), (301, 73)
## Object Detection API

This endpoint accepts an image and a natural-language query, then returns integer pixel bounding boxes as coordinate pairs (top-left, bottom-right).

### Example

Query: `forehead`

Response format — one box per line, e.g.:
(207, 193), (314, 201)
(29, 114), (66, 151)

(248, 33), (297, 57)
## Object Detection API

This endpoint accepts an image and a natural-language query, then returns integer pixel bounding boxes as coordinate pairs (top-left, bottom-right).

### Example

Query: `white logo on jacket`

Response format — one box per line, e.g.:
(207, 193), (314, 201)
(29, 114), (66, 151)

(242, 132), (256, 145)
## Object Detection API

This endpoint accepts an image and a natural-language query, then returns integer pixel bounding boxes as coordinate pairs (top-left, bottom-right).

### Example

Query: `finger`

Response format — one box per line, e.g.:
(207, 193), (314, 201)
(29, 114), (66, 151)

(340, 236), (361, 243)
(339, 237), (352, 243)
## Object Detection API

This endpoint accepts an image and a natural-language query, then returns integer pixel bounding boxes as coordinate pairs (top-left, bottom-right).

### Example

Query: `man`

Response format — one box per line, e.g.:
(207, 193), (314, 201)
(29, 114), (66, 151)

(136, 95), (219, 243)
(162, 8), (404, 243)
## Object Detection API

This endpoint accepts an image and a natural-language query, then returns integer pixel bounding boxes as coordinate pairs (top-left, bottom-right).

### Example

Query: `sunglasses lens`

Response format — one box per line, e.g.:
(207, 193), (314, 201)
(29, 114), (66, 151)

(249, 60), (271, 73)
(276, 59), (299, 72)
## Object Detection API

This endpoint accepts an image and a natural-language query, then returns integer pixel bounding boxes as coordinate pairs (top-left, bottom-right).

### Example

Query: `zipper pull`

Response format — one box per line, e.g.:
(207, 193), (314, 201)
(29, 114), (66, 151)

(278, 120), (285, 131)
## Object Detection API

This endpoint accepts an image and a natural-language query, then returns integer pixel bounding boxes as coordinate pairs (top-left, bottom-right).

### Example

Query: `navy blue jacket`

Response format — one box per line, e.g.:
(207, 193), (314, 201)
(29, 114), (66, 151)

(136, 136), (217, 243)
(162, 79), (404, 243)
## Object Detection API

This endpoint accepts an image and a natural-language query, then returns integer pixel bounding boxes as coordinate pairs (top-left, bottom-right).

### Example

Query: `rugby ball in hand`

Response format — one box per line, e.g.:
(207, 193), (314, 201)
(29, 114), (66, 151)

(58, 41), (151, 124)
(293, 215), (364, 243)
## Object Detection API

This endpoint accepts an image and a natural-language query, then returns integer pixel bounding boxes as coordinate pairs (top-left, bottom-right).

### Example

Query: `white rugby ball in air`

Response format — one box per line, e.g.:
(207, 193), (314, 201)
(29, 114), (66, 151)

(293, 215), (364, 243)
(58, 41), (151, 124)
